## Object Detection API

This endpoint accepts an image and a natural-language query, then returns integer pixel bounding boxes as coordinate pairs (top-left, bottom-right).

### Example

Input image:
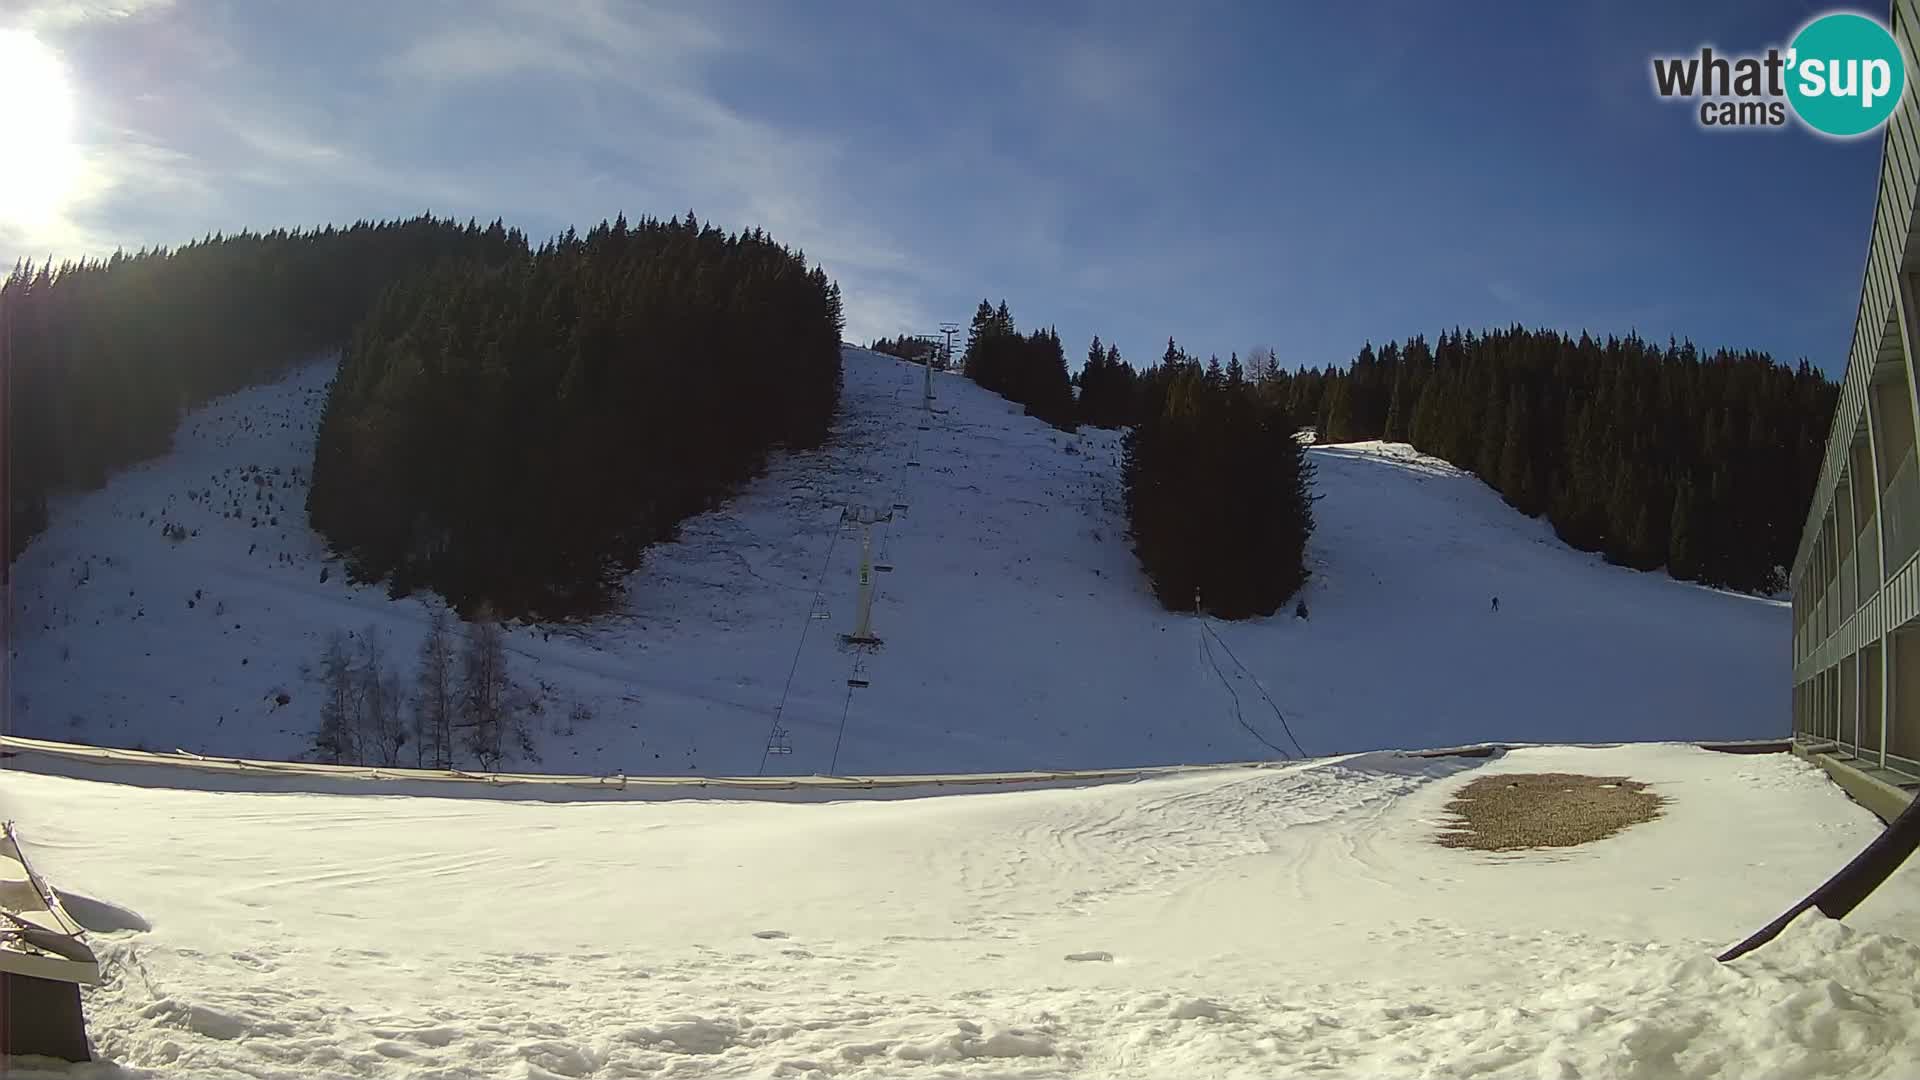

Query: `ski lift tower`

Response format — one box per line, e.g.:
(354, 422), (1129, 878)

(840, 503), (893, 646)
(939, 322), (961, 371)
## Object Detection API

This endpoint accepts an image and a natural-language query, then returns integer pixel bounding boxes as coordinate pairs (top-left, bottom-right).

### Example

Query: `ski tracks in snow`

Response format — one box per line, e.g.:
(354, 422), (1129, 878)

(10, 746), (1920, 1078)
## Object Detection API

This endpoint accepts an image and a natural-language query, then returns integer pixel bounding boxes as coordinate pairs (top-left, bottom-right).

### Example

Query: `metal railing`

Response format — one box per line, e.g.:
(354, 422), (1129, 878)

(1885, 450), (1920, 577)
(1835, 545), (1850, 614)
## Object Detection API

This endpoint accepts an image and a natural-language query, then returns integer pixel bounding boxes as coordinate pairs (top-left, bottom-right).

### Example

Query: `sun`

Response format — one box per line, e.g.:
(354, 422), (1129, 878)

(0, 30), (83, 230)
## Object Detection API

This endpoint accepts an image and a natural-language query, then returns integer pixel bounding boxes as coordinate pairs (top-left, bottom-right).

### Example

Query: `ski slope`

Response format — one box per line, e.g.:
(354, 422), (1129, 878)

(6, 742), (1918, 1078)
(7, 348), (1787, 774)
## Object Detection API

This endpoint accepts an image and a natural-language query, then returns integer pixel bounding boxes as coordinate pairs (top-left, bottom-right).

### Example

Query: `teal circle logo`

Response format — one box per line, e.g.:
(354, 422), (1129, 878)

(1786, 13), (1907, 137)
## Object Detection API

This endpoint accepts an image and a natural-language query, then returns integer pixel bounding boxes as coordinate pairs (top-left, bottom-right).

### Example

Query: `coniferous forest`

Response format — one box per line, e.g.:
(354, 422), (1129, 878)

(958, 306), (1314, 618)
(1253, 328), (1832, 593)
(1274, 329), (1834, 591)
(867, 334), (942, 366)
(4, 212), (843, 619)
(1048, 323), (1832, 610)
(1075, 335), (1141, 429)
(961, 300), (1077, 430)
(307, 213), (845, 618)
(1121, 346), (1317, 618)
(2, 216), (529, 567)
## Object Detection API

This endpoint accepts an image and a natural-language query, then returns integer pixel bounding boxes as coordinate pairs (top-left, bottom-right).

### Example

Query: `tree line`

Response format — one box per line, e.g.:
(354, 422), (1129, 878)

(1008, 318), (1829, 609)
(868, 334), (946, 367)
(307, 212), (846, 619)
(1122, 345), (1316, 618)
(1268, 328), (1833, 591)
(2, 216), (530, 569)
(961, 300), (1076, 430)
(954, 312), (1317, 617)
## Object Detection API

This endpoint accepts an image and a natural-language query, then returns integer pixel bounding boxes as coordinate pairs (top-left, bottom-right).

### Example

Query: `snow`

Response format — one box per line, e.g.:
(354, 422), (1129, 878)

(8, 348), (1787, 775)
(9, 346), (1860, 1072)
(5, 742), (1919, 1077)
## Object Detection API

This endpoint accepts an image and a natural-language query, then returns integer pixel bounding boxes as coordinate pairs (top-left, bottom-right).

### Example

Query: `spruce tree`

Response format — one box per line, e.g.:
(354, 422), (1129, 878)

(1324, 379), (1354, 443)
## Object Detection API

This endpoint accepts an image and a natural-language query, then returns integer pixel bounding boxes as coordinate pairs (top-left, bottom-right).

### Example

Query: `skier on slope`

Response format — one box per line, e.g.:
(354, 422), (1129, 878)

(1491, 596), (1499, 612)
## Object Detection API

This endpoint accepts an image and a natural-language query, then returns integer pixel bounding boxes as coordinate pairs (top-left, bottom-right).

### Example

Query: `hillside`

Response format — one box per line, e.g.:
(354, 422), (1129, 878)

(7, 347), (1787, 774)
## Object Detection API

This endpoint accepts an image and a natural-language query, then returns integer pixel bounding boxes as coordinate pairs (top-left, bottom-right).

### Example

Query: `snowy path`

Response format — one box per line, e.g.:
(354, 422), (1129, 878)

(7, 744), (1920, 1078)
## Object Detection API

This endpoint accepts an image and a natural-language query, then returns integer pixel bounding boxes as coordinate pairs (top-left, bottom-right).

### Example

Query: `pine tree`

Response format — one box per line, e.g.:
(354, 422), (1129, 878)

(1383, 349), (1412, 441)
(1476, 378), (1506, 481)
(1324, 379), (1354, 443)
(1497, 391), (1535, 512)
(965, 299), (995, 361)
(824, 281), (845, 337)
(1669, 475), (1700, 580)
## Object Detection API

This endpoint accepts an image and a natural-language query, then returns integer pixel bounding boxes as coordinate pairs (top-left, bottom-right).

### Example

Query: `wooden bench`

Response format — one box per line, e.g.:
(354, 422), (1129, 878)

(1, 821), (97, 1062)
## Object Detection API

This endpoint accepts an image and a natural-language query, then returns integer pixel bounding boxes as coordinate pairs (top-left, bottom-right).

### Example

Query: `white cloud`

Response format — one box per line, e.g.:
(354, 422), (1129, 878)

(8, 0), (173, 31)
(381, 2), (938, 334)
(6, 0), (950, 337)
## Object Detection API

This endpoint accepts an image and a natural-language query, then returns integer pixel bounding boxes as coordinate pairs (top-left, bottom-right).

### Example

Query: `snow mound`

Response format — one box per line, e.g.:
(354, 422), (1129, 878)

(11, 348), (1786, 775)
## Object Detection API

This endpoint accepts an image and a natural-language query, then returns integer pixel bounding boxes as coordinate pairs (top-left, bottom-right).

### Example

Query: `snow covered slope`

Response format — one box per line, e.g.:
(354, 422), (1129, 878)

(8, 348), (1786, 774)
(6, 743), (1918, 1078)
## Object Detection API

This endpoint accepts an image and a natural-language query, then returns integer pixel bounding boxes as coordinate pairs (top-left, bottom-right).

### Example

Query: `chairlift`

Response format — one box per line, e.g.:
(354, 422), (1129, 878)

(766, 726), (793, 755)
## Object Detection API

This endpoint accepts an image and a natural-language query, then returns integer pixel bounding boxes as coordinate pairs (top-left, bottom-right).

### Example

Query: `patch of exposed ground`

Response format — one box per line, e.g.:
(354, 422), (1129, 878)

(1436, 772), (1664, 851)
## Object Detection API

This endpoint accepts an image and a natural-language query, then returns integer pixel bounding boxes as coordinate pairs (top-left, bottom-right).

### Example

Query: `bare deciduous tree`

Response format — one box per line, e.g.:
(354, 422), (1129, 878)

(311, 630), (357, 764)
(414, 608), (456, 769)
(357, 624), (404, 766)
(460, 603), (512, 770)
(1245, 345), (1280, 384)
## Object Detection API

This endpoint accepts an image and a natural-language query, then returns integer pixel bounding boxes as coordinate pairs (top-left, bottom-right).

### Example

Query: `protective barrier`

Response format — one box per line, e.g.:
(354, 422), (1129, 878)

(0, 735), (1796, 796)
(0, 734), (1298, 796)
(1720, 789), (1920, 962)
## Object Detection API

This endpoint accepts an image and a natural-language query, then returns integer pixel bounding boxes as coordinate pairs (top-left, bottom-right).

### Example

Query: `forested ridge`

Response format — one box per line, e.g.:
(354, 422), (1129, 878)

(955, 304), (1315, 618)
(1006, 311), (1827, 607)
(2, 216), (529, 566)
(961, 300), (1076, 430)
(868, 334), (943, 365)
(1274, 328), (1835, 592)
(307, 213), (845, 618)
(4, 212), (846, 621)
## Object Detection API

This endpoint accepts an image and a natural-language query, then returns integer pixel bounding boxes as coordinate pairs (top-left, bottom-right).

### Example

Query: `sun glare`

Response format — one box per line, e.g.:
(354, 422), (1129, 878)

(0, 30), (83, 230)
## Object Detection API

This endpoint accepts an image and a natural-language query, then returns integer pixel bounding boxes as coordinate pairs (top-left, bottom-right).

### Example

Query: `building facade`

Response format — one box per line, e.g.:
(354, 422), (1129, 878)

(1791, 0), (1920, 800)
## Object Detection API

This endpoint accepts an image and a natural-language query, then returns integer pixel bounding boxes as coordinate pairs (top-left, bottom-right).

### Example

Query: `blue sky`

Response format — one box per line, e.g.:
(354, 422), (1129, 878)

(0, 0), (1888, 375)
